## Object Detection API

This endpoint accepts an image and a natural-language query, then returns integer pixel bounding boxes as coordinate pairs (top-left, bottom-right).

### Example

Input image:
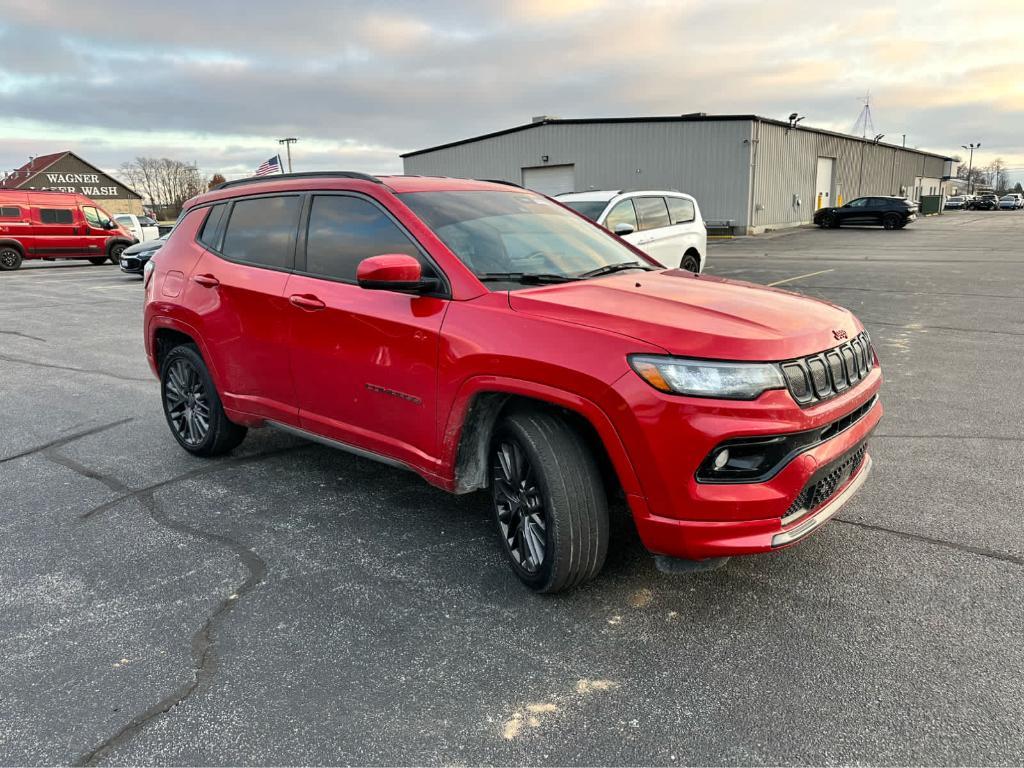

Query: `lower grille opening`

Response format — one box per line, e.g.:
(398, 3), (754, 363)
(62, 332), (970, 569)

(784, 442), (868, 520)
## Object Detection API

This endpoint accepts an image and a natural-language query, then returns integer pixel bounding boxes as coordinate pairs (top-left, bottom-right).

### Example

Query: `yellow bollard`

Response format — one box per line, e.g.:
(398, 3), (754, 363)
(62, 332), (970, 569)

(836, 192), (843, 206)
(817, 192), (823, 209)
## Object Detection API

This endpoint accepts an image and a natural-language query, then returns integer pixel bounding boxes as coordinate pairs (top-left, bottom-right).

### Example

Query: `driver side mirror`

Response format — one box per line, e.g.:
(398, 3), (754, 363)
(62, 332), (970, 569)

(103, 220), (116, 230)
(612, 222), (635, 236)
(357, 254), (438, 294)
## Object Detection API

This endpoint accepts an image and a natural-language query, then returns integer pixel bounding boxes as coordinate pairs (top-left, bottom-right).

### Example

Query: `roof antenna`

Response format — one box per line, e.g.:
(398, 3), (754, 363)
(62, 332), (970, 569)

(852, 92), (875, 139)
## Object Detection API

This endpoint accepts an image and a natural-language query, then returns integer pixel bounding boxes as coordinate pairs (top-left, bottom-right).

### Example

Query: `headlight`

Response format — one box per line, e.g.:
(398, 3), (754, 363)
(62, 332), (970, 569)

(629, 355), (786, 400)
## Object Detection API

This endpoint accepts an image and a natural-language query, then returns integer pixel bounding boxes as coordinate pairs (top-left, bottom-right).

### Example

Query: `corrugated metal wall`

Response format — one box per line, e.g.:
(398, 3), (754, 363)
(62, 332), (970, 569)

(403, 119), (949, 233)
(403, 121), (755, 227)
(752, 122), (949, 230)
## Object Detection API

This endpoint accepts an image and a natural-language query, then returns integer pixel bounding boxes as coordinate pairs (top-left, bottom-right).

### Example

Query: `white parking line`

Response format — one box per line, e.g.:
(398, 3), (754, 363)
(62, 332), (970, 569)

(767, 268), (835, 287)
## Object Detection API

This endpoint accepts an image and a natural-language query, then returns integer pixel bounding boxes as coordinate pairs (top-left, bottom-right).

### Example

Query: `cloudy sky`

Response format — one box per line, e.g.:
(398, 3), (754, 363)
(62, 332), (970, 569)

(2, 0), (1022, 184)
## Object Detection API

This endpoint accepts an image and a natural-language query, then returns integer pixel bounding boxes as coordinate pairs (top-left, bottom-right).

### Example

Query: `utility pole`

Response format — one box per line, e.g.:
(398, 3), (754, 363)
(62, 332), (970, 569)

(961, 142), (981, 194)
(278, 137), (298, 173)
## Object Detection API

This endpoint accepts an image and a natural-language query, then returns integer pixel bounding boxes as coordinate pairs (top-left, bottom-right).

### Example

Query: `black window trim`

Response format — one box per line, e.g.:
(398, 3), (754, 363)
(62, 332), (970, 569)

(197, 192), (302, 275)
(295, 190), (451, 299)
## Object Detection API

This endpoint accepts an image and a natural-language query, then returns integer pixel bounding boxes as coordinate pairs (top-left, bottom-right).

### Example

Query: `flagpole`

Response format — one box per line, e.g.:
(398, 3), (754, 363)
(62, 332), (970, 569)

(278, 154), (284, 175)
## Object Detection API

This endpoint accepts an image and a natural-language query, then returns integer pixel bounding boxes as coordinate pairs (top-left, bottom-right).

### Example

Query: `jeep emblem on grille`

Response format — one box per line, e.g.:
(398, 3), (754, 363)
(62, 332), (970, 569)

(832, 329), (848, 341)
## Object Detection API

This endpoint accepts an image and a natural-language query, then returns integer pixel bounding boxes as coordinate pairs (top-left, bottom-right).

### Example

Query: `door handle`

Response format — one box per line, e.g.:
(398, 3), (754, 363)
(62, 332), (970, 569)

(289, 294), (326, 311)
(192, 273), (220, 288)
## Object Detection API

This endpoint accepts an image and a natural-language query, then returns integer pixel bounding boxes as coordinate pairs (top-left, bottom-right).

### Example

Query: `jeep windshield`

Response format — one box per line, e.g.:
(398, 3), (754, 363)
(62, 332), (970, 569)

(400, 190), (653, 289)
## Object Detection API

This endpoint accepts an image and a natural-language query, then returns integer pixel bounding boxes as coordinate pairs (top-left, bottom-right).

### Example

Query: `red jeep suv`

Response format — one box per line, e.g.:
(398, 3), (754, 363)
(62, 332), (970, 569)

(144, 173), (882, 592)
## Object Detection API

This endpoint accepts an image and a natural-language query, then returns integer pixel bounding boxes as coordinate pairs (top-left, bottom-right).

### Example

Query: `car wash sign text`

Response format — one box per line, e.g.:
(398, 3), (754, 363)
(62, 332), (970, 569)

(42, 172), (120, 197)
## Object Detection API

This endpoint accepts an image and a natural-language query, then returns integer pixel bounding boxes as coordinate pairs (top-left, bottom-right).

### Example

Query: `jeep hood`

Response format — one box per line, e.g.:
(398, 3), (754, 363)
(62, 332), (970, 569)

(508, 270), (860, 361)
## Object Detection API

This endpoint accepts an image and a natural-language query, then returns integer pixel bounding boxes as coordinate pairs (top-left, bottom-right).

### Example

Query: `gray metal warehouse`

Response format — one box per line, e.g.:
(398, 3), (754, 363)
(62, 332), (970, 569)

(401, 114), (955, 234)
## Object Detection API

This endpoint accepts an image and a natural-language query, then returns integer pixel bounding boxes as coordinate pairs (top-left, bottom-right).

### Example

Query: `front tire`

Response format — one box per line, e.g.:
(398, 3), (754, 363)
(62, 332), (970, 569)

(108, 243), (127, 264)
(821, 213), (838, 229)
(491, 409), (609, 593)
(0, 246), (22, 271)
(680, 252), (700, 273)
(160, 344), (247, 456)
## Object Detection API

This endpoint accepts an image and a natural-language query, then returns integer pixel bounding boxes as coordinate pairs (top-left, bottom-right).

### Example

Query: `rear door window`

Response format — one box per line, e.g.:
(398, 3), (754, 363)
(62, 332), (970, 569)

(666, 197), (696, 225)
(221, 195), (301, 270)
(40, 208), (75, 224)
(304, 194), (426, 283)
(634, 197), (671, 230)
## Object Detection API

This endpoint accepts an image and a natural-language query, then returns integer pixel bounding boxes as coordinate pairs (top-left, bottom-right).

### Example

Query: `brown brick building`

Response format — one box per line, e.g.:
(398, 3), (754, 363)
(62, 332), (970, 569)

(1, 152), (144, 215)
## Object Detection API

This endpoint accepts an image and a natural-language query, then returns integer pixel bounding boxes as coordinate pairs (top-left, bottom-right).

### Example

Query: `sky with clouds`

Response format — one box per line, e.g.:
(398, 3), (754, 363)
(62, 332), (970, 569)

(1, 0), (1022, 184)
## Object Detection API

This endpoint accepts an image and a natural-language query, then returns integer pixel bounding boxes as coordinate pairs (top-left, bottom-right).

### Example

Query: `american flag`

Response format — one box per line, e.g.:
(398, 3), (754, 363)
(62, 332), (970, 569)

(254, 155), (282, 177)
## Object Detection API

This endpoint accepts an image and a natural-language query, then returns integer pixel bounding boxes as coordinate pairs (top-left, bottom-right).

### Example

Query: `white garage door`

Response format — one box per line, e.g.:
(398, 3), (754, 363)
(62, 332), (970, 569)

(521, 164), (576, 196)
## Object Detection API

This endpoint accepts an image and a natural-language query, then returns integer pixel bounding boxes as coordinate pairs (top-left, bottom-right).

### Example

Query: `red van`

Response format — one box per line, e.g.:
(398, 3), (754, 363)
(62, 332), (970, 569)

(0, 190), (137, 271)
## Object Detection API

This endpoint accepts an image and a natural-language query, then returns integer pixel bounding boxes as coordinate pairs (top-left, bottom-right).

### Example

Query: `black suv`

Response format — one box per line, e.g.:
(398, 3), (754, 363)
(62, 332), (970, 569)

(970, 194), (1000, 211)
(814, 196), (918, 230)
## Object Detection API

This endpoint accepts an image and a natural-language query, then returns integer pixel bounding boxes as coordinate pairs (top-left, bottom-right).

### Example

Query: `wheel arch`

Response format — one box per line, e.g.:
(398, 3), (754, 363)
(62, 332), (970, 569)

(446, 378), (640, 498)
(0, 239), (25, 254)
(148, 317), (224, 392)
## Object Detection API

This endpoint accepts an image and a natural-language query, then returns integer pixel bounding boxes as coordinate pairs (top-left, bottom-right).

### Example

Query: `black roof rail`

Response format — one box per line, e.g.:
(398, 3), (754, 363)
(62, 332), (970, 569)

(212, 171), (383, 191)
(476, 178), (524, 188)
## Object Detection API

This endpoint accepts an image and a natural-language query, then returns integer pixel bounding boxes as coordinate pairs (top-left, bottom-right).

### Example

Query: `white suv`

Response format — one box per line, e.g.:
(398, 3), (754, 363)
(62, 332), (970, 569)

(557, 190), (707, 272)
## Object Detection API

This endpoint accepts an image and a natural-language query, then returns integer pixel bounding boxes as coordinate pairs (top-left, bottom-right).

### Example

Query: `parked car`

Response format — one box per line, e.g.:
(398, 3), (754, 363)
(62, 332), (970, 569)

(114, 213), (161, 242)
(145, 173), (881, 592)
(814, 196), (918, 229)
(0, 189), (136, 270)
(973, 194), (1000, 211)
(998, 193), (1023, 210)
(944, 196), (968, 210)
(557, 190), (706, 272)
(120, 232), (168, 275)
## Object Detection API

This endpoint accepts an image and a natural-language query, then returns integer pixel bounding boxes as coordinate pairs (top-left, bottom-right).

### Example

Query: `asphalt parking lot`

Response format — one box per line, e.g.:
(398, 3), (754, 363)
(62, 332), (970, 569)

(2, 211), (1023, 766)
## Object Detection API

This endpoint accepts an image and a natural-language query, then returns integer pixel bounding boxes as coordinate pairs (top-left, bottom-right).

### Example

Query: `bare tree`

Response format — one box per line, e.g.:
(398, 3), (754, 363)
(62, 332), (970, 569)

(985, 158), (1009, 193)
(208, 173), (227, 190)
(119, 157), (205, 217)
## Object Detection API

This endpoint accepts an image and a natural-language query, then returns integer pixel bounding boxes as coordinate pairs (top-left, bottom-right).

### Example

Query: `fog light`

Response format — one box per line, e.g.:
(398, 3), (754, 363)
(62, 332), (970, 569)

(713, 449), (730, 470)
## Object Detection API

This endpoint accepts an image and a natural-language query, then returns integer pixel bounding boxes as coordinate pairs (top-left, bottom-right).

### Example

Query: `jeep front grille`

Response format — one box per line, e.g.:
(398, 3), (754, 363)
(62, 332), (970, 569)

(781, 332), (874, 406)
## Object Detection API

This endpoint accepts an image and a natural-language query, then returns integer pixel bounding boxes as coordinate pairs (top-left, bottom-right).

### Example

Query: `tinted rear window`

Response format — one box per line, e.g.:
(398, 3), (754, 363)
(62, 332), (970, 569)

(221, 196), (300, 270)
(666, 197), (696, 224)
(0, 206), (19, 218)
(40, 209), (74, 224)
(198, 203), (228, 250)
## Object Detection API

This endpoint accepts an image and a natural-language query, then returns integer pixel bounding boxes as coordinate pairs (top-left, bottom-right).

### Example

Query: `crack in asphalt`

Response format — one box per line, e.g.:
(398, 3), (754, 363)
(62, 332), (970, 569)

(51, 443), (308, 765)
(0, 418), (134, 464)
(836, 519), (1024, 567)
(0, 330), (47, 342)
(0, 353), (154, 383)
(78, 444), (307, 520)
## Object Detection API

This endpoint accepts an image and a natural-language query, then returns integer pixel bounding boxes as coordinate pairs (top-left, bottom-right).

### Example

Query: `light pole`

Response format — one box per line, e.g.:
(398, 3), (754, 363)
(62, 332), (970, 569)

(278, 137), (298, 173)
(961, 142), (980, 194)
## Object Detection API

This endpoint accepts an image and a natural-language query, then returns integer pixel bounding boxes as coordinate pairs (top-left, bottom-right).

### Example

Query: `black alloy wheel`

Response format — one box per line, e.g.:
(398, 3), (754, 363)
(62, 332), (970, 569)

(160, 344), (247, 456)
(821, 213), (837, 228)
(490, 410), (609, 593)
(109, 243), (127, 264)
(164, 356), (212, 448)
(680, 253), (700, 273)
(0, 246), (22, 271)
(883, 214), (901, 230)
(493, 437), (547, 576)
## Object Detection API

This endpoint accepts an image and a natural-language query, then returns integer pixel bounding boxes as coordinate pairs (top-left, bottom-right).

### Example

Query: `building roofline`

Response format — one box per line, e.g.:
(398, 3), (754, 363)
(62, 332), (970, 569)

(7, 150), (144, 198)
(400, 114), (954, 162)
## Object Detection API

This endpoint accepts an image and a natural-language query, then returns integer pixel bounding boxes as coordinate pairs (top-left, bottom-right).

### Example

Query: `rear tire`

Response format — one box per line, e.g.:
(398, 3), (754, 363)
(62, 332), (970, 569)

(160, 344), (247, 456)
(0, 246), (22, 271)
(883, 214), (901, 230)
(88, 257), (108, 265)
(680, 252), (700, 273)
(490, 409), (609, 593)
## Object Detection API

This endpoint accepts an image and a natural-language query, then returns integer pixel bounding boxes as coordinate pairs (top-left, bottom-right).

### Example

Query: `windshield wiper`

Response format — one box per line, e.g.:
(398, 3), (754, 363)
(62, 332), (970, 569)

(577, 261), (654, 279)
(476, 272), (580, 285)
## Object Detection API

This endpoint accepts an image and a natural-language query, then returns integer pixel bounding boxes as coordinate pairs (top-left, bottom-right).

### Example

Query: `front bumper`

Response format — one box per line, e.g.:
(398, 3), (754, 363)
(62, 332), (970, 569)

(612, 367), (882, 560)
